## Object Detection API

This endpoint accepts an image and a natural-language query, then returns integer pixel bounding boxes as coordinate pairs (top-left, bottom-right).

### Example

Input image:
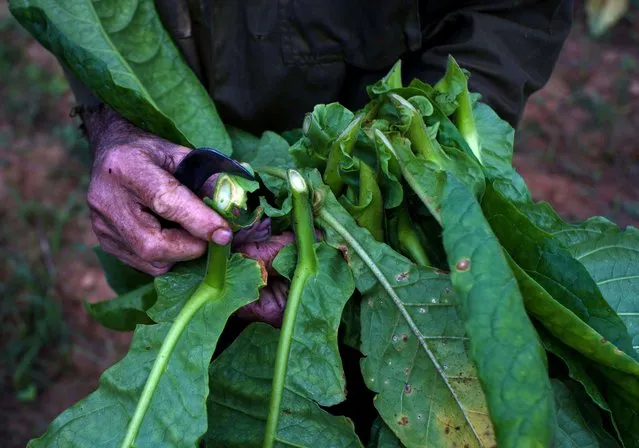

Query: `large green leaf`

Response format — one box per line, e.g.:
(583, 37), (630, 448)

(514, 203), (639, 355)
(567, 227), (639, 355)
(94, 246), (153, 295)
(29, 254), (263, 447)
(205, 323), (363, 447)
(314, 182), (495, 448)
(9, 0), (231, 153)
(539, 327), (612, 413)
(439, 175), (555, 448)
(594, 366), (639, 447)
(271, 242), (356, 405)
(84, 283), (155, 331)
(482, 184), (636, 358)
(509, 255), (639, 375)
(552, 379), (620, 447)
(229, 127), (294, 169)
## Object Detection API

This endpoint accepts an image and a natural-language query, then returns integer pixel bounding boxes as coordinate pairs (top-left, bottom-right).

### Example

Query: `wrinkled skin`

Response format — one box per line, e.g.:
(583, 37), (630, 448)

(80, 105), (299, 326)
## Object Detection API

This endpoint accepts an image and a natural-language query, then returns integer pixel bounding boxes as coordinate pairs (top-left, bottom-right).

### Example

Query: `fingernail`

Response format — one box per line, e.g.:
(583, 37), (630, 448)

(211, 228), (233, 245)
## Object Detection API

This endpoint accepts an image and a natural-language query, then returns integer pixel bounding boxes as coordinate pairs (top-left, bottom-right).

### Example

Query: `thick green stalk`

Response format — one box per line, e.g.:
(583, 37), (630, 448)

(454, 88), (481, 163)
(303, 113), (331, 150)
(374, 129), (442, 224)
(263, 170), (318, 448)
(121, 242), (230, 448)
(323, 115), (363, 196)
(388, 93), (444, 165)
(397, 207), (430, 266)
(357, 161), (384, 242)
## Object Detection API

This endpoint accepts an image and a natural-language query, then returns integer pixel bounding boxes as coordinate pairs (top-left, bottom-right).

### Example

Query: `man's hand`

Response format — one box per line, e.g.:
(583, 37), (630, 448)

(233, 229), (296, 327)
(82, 106), (232, 275)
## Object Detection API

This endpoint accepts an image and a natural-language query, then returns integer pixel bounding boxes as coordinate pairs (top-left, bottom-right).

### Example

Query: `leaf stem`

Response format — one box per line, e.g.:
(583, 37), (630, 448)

(397, 207), (430, 266)
(323, 115), (363, 196)
(303, 113), (331, 150)
(263, 171), (318, 448)
(374, 129), (442, 224)
(389, 93), (444, 164)
(120, 243), (229, 448)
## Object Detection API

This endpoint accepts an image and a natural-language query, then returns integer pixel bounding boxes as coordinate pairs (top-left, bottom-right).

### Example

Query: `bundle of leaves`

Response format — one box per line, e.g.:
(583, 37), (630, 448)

(10, 1), (639, 447)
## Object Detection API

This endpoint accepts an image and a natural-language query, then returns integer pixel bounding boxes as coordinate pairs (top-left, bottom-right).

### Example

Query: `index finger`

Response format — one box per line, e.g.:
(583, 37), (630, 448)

(129, 162), (233, 246)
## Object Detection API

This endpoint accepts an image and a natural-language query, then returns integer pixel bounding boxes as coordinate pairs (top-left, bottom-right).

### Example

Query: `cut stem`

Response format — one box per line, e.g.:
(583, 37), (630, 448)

(121, 242), (230, 448)
(323, 115), (363, 196)
(263, 170), (318, 448)
(389, 93), (444, 165)
(397, 207), (430, 266)
(374, 129), (442, 225)
(303, 113), (331, 150)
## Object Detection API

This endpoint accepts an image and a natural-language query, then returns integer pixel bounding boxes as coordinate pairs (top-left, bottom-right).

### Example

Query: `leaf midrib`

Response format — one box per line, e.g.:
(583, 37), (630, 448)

(318, 207), (484, 446)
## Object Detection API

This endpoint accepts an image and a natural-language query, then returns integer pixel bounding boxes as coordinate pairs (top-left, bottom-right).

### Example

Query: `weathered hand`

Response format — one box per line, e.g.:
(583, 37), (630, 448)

(84, 107), (232, 276)
(233, 227), (295, 327)
(232, 220), (323, 327)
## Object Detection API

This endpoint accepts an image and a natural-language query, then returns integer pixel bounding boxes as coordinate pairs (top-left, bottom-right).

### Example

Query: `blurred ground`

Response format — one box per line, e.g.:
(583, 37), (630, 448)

(0, 2), (637, 447)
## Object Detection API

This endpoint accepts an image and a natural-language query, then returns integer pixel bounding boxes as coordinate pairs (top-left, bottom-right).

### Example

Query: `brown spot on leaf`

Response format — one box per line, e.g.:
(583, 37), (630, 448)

(338, 245), (351, 262)
(455, 426), (460, 431)
(397, 415), (409, 426)
(396, 271), (409, 281)
(456, 258), (471, 271)
(282, 408), (292, 415)
(402, 334), (408, 342)
(445, 426), (450, 434)
(601, 338), (607, 343)
(404, 383), (412, 394)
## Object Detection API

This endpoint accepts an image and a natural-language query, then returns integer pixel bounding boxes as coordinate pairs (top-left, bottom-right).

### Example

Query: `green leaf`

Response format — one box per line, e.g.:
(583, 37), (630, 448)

(206, 323), (363, 447)
(564, 226), (639, 355)
(368, 417), (406, 448)
(94, 246), (153, 295)
(482, 184), (636, 358)
(340, 295), (362, 351)
(552, 379), (620, 447)
(28, 254), (264, 447)
(292, 103), (355, 170)
(149, 259), (204, 323)
(439, 175), (555, 447)
(509, 255), (639, 375)
(471, 102), (530, 202)
(539, 327), (612, 413)
(377, 131), (484, 225)
(539, 328), (626, 445)
(314, 182), (496, 448)
(593, 366), (639, 447)
(367, 60), (403, 98)
(84, 283), (156, 331)
(10, 0), (231, 152)
(284, 242), (356, 405)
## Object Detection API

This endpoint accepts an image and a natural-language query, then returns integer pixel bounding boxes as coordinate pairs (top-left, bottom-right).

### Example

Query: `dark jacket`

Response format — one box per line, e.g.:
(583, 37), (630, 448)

(71, 0), (573, 133)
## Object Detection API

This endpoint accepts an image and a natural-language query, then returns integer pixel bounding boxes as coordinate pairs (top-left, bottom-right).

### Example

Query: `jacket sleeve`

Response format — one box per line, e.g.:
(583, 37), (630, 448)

(402, 0), (573, 127)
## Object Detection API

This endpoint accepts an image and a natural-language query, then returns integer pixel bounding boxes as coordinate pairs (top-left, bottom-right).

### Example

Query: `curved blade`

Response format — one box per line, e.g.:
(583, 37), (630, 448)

(173, 147), (254, 193)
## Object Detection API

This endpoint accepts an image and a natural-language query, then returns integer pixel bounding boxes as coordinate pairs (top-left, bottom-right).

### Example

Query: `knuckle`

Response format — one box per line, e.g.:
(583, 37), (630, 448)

(87, 185), (104, 212)
(151, 182), (186, 221)
(135, 238), (163, 262)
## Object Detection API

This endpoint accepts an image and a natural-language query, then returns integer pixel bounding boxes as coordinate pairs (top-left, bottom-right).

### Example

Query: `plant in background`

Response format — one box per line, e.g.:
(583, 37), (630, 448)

(9, 0), (639, 447)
